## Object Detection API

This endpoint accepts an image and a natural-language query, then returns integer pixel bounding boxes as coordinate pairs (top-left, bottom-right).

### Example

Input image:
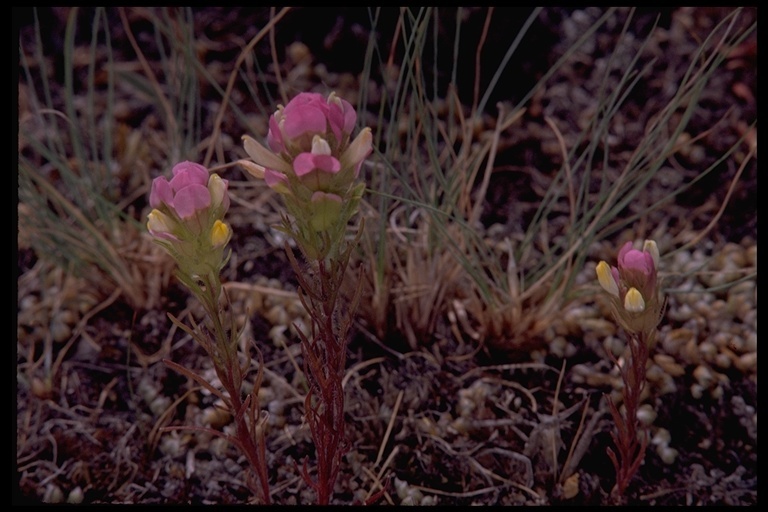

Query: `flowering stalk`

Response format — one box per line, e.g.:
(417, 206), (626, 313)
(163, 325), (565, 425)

(242, 92), (372, 504)
(595, 240), (665, 499)
(147, 161), (271, 504)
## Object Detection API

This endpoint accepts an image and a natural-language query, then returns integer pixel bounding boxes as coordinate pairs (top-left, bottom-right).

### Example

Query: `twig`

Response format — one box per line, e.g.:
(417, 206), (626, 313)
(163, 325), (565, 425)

(550, 359), (567, 483)
(203, 7), (291, 167)
(375, 390), (404, 468)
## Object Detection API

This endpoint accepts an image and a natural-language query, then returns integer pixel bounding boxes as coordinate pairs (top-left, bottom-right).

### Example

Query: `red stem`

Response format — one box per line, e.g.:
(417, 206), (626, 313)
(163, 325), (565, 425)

(607, 330), (650, 498)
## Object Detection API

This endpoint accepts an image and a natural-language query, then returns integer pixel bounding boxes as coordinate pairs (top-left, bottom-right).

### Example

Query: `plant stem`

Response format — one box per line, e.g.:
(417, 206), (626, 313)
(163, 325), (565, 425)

(198, 271), (272, 504)
(606, 330), (650, 499)
(289, 247), (357, 505)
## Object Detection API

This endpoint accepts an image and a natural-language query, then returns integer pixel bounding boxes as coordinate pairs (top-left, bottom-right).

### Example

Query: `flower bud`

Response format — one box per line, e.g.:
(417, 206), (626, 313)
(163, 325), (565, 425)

(596, 261), (619, 297)
(147, 161), (232, 278)
(311, 135), (332, 156)
(624, 287), (646, 313)
(210, 220), (231, 248)
(208, 174), (230, 213)
(241, 91), (370, 258)
(147, 210), (177, 240)
(150, 161), (212, 220)
(617, 240), (657, 303)
(340, 127), (373, 177)
(293, 152), (341, 191)
(243, 135), (292, 175)
(643, 239), (660, 268)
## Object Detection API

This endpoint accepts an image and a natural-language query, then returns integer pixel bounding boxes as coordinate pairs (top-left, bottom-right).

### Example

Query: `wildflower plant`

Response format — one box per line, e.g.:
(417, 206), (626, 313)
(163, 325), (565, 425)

(243, 92), (372, 261)
(595, 239), (665, 498)
(242, 91), (372, 505)
(146, 161), (271, 504)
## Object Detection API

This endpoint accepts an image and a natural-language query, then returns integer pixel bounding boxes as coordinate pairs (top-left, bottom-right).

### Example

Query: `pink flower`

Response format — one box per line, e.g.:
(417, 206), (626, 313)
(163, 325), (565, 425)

(147, 161), (233, 277)
(293, 152), (342, 191)
(616, 241), (657, 302)
(151, 161), (212, 219)
(267, 92), (357, 154)
(264, 168), (289, 192)
(596, 239), (663, 335)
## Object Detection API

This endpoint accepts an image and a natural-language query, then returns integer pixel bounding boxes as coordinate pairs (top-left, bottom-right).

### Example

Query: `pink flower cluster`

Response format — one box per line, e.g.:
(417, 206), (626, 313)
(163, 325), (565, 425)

(267, 91), (357, 155)
(615, 241), (658, 303)
(147, 161), (232, 267)
(240, 92), (372, 237)
(596, 240), (661, 320)
(242, 92), (371, 226)
(150, 161), (229, 221)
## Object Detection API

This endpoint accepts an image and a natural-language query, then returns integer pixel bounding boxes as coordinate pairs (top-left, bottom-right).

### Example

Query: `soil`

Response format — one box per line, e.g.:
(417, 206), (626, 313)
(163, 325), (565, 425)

(16, 7), (756, 506)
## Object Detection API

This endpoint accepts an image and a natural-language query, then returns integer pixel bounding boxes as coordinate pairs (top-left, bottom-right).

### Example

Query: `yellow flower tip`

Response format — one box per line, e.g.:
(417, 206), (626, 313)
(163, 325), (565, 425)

(147, 209), (171, 233)
(643, 239), (660, 268)
(210, 220), (231, 247)
(624, 287), (646, 313)
(596, 261), (619, 297)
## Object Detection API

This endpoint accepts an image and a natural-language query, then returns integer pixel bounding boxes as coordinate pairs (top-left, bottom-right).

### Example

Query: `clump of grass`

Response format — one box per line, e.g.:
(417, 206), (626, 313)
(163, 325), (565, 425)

(19, 7), (151, 309)
(17, 7), (217, 310)
(350, 7), (755, 354)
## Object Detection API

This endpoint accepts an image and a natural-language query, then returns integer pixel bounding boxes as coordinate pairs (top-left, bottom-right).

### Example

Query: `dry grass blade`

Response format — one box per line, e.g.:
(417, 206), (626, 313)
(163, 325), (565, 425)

(202, 7), (291, 167)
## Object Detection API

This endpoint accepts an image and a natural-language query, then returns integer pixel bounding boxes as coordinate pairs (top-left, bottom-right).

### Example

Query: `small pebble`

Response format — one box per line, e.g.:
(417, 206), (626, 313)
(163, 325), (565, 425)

(67, 486), (84, 504)
(43, 484), (64, 504)
(693, 365), (714, 388)
(690, 383), (704, 399)
(637, 404), (657, 426)
(658, 445), (679, 464)
(652, 428), (671, 446)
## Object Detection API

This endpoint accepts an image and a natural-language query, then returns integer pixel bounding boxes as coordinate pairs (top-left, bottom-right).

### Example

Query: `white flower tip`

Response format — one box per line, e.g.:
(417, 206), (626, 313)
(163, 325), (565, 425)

(311, 135), (332, 155)
(643, 239), (660, 268)
(242, 135), (290, 173)
(236, 159), (265, 180)
(624, 288), (646, 313)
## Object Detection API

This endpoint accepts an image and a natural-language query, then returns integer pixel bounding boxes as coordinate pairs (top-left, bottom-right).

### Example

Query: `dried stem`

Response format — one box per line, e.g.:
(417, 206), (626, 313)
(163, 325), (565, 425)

(164, 271), (271, 504)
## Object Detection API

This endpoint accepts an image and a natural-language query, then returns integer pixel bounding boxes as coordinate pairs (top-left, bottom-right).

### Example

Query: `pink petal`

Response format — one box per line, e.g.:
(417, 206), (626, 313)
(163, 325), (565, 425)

(617, 241), (634, 266)
(293, 153), (341, 177)
(150, 177), (173, 209)
(267, 115), (285, 153)
(611, 267), (621, 290)
(173, 183), (211, 219)
(283, 105), (328, 141)
(326, 102), (345, 142)
(170, 161), (210, 191)
(341, 98), (357, 134)
(622, 250), (651, 274)
(264, 168), (289, 189)
(286, 92), (324, 111)
(172, 161), (209, 180)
